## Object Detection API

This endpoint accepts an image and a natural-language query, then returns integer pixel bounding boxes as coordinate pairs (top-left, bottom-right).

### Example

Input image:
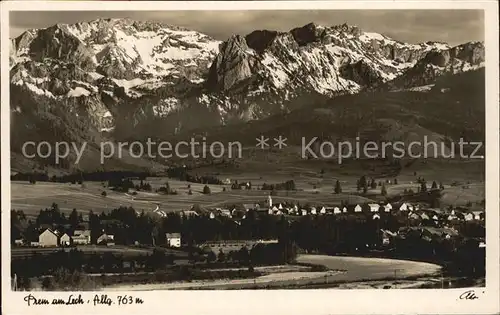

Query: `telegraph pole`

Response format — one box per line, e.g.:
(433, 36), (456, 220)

(13, 274), (17, 291)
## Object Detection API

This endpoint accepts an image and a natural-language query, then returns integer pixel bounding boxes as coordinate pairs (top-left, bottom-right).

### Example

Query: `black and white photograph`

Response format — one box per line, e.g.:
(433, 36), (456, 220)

(1, 1), (499, 314)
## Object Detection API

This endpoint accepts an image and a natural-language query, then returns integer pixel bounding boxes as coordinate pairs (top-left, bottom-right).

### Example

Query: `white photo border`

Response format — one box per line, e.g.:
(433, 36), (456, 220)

(1, 1), (499, 315)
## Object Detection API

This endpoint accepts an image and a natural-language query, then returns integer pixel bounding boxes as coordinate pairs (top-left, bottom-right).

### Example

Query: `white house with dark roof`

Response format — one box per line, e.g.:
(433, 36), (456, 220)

(464, 213), (474, 221)
(39, 229), (58, 247)
(354, 205), (362, 213)
(166, 233), (181, 248)
(60, 233), (72, 246)
(399, 203), (410, 211)
(73, 230), (91, 245)
(368, 204), (380, 212)
(384, 203), (392, 212)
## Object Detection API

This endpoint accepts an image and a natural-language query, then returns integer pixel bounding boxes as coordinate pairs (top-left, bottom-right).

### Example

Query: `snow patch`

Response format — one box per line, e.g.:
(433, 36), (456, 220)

(67, 87), (91, 97)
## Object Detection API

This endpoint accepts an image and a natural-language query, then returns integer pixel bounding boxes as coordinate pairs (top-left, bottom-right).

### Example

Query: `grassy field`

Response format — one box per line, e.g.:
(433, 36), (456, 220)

(11, 245), (187, 259)
(11, 156), (484, 216)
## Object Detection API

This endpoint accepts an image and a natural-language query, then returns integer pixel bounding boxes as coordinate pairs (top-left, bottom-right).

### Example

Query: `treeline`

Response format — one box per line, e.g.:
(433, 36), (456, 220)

(166, 167), (223, 185)
(11, 242), (295, 286)
(261, 180), (296, 191)
(11, 170), (155, 183)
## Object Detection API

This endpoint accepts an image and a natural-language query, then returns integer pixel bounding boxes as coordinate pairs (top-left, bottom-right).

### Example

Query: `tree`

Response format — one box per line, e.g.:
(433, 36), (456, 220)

(334, 180), (342, 194)
(381, 184), (387, 196)
(217, 250), (226, 263)
(203, 185), (211, 195)
(420, 181), (428, 192)
(101, 191), (107, 197)
(359, 176), (367, 190)
(69, 208), (79, 229)
(370, 179), (377, 189)
(188, 189), (193, 195)
(394, 178), (398, 185)
(431, 181), (438, 190)
(206, 251), (216, 264)
(439, 182), (445, 190)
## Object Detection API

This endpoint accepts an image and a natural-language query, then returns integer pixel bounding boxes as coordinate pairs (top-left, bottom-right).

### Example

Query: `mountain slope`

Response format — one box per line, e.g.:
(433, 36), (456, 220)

(9, 19), (485, 171)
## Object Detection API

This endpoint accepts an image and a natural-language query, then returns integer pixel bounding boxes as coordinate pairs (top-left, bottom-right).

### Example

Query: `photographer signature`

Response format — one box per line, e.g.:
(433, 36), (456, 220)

(458, 290), (481, 300)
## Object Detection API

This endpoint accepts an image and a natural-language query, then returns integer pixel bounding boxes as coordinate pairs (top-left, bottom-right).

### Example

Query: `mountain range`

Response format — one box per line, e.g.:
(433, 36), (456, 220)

(9, 18), (485, 172)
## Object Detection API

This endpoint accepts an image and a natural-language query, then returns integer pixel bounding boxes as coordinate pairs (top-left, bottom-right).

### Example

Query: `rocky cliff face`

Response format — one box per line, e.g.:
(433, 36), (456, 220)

(9, 19), (485, 169)
(385, 41), (485, 89)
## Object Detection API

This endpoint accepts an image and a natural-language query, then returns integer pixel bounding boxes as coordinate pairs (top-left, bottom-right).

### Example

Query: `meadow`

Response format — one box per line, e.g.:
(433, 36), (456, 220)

(11, 155), (485, 217)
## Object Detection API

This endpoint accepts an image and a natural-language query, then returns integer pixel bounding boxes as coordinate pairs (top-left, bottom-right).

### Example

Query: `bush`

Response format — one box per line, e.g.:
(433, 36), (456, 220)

(101, 191), (107, 197)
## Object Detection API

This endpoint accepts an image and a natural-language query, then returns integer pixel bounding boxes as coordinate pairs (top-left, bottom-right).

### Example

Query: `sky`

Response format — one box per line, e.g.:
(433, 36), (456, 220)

(10, 10), (484, 46)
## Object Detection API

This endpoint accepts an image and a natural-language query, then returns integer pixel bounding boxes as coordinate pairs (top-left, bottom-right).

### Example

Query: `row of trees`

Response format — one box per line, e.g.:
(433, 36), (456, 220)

(166, 167), (223, 185)
(261, 180), (296, 191)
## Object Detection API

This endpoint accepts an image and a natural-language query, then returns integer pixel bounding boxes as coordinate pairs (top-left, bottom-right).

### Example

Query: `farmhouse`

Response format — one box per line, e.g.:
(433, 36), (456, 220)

(354, 205), (362, 213)
(14, 238), (25, 246)
(60, 233), (72, 246)
(97, 233), (115, 246)
(166, 233), (181, 248)
(384, 203), (392, 212)
(464, 213), (474, 221)
(39, 228), (58, 247)
(368, 204), (380, 212)
(200, 239), (278, 254)
(73, 230), (91, 245)
(399, 203), (410, 211)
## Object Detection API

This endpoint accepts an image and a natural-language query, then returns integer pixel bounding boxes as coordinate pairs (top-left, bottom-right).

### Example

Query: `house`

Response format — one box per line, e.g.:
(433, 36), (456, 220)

(60, 233), (72, 246)
(399, 203), (410, 211)
(73, 230), (91, 245)
(166, 233), (181, 248)
(384, 203), (392, 212)
(97, 233), (115, 246)
(472, 211), (484, 221)
(209, 212), (216, 219)
(342, 207), (348, 213)
(354, 205), (362, 213)
(408, 212), (420, 220)
(372, 213), (381, 220)
(447, 210), (458, 221)
(182, 210), (199, 217)
(301, 209), (308, 216)
(319, 207), (326, 214)
(39, 229), (58, 247)
(334, 207), (341, 214)
(200, 239), (276, 254)
(219, 209), (232, 217)
(243, 203), (257, 211)
(368, 204), (380, 212)
(14, 238), (25, 246)
(379, 229), (396, 245)
(420, 213), (430, 220)
(464, 213), (474, 221)
(310, 207), (317, 215)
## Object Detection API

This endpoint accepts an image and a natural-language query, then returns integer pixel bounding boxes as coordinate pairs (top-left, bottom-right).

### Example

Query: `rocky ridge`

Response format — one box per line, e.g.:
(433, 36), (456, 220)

(9, 19), (485, 169)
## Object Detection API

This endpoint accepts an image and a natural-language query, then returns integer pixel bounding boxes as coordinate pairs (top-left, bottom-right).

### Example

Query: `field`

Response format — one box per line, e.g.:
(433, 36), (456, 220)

(11, 156), (485, 216)
(104, 254), (442, 290)
(11, 245), (187, 258)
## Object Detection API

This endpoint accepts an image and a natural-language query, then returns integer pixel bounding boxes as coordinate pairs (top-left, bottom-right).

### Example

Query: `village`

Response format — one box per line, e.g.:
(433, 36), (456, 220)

(13, 193), (485, 252)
